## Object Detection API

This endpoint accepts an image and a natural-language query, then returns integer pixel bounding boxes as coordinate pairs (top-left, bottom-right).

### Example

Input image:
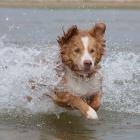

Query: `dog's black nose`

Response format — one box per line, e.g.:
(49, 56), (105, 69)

(83, 60), (92, 70)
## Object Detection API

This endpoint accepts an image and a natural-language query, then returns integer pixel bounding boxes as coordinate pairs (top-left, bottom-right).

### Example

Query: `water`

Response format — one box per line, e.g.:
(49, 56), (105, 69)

(0, 8), (140, 140)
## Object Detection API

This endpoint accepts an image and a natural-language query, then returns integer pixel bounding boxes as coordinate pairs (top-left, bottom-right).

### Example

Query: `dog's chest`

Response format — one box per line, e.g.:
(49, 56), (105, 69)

(65, 72), (102, 96)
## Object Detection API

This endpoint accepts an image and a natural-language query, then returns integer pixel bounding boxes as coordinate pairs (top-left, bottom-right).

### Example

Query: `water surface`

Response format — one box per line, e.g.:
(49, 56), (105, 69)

(0, 8), (140, 140)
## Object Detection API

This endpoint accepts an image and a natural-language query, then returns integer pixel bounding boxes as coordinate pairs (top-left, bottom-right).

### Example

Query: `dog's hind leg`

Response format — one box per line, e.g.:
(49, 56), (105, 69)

(53, 92), (98, 120)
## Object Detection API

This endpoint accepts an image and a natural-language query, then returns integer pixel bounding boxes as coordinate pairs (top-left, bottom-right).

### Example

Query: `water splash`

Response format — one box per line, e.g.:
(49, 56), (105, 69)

(102, 51), (140, 114)
(0, 37), (140, 115)
(0, 37), (64, 115)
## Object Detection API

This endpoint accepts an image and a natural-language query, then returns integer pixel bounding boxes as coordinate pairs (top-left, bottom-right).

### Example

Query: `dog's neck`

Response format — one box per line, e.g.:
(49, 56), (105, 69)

(63, 65), (102, 96)
(64, 65), (101, 81)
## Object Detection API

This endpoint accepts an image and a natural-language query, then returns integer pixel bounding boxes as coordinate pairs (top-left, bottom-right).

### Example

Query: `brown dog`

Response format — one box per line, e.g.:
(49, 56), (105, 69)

(50, 23), (106, 119)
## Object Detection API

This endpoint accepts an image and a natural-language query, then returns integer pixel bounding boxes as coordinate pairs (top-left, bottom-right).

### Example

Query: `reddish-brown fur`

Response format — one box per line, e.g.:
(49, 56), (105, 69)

(57, 23), (105, 76)
(28, 23), (106, 119)
(53, 23), (106, 119)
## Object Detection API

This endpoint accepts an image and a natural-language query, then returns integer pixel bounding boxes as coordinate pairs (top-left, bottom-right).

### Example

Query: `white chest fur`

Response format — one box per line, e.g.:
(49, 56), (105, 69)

(65, 68), (103, 96)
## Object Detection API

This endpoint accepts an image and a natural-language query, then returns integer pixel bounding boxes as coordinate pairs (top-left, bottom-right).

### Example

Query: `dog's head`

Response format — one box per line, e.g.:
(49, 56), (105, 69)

(57, 23), (106, 76)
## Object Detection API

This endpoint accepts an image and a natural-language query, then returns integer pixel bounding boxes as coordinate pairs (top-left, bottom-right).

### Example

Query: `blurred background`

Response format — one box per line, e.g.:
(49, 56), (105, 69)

(0, 0), (140, 8)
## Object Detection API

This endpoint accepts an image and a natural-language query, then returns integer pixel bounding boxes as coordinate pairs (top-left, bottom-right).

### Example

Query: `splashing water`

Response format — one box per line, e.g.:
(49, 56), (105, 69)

(0, 36), (140, 115)
(102, 51), (140, 114)
(0, 36), (64, 115)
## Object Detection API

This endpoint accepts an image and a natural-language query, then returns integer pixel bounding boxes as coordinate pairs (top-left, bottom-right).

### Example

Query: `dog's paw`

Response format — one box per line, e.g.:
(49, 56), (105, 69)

(86, 106), (98, 120)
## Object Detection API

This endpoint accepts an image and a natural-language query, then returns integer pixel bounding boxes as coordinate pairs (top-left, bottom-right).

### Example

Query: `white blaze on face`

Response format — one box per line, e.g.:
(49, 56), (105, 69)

(81, 36), (94, 67)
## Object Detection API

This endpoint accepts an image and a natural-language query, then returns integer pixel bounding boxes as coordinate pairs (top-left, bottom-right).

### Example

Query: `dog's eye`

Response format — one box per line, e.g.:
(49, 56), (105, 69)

(90, 49), (95, 53)
(74, 48), (80, 53)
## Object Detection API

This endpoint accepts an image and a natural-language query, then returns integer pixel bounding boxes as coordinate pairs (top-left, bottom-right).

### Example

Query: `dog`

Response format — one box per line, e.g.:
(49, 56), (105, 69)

(49, 23), (106, 120)
(28, 23), (106, 120)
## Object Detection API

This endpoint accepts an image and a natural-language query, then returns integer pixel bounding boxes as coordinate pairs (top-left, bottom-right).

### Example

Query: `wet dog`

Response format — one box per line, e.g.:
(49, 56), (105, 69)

(50, 23), (106, 119)
(28, 23), (106, 119)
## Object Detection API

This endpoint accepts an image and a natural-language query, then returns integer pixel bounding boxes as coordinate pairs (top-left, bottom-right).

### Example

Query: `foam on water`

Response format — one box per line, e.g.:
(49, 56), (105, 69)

(102, 50), (140, 114)
(0, 36), (140, 115)
(0, 36), (64, 115)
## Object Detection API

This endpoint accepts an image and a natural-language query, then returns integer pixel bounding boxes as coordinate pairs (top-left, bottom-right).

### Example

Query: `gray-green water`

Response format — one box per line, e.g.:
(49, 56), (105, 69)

(0, 111), (140, 140)
(0, 8), (140, 140)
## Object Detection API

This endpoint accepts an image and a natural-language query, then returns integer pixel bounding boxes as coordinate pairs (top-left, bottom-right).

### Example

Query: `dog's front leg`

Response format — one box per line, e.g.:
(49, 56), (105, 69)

(89, 92), (102, 111)
(52, 92), (98, 120)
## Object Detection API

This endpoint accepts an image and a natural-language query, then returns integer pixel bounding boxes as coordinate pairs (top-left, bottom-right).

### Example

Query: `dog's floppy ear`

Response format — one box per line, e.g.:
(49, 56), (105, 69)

(57, 25), (78, 47)
(89, 23), (106, 38)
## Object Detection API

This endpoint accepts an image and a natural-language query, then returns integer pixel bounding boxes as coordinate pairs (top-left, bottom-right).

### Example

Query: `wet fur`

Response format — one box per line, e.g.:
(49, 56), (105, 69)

(53, 23), (106, 119)
(57, 24), (106, 74)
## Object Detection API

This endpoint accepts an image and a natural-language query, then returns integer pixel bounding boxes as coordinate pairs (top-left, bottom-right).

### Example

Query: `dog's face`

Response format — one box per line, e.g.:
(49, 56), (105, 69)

(57, 23), (106, 76)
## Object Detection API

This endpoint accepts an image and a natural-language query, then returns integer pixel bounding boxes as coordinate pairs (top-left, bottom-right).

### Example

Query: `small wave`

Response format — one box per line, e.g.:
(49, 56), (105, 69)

(0, 36), (64, 115)
(0, 36), (140, 115)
